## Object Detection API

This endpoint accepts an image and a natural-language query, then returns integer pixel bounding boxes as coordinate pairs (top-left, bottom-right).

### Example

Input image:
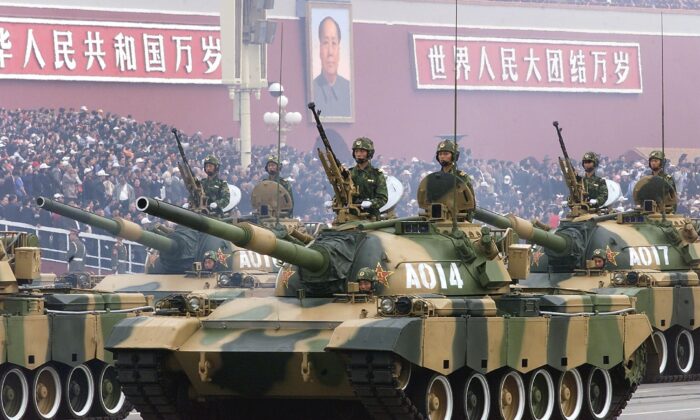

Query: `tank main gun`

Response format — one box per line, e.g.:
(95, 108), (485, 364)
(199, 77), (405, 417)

(36, 196), (177, 253)
(137, 197), (326, 273)
(473, 207), (570, 254)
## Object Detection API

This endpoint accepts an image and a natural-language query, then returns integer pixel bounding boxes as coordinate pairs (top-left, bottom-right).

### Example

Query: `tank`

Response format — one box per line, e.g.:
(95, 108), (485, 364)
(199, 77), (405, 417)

(106, 179), (653, 420)
(36, 197), (279, 300)
(0, 229), (152, 420)
(474, 175), (700, 382)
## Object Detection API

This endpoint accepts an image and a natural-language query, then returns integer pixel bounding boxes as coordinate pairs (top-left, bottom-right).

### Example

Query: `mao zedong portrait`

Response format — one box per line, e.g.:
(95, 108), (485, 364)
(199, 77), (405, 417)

(313, 16), (351, 117)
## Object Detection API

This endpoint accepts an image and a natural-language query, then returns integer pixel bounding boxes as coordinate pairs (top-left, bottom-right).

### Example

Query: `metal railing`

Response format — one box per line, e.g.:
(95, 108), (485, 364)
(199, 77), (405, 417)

(0, 219), (145, 274)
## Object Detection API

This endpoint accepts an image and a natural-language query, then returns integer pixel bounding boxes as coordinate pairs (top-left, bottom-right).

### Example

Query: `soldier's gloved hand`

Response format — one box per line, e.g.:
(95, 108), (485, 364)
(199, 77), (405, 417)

(324, 200), (333, 208)
(360, 200), (372, 209)
(589, 199), (598, 206)
(209, 202), (218, 210)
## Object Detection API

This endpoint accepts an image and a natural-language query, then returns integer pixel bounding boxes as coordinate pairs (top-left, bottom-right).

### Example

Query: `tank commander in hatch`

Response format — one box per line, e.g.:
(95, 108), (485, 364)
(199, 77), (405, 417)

(580, 152), (608, 209)
(200, 155), (230, 215)
(648, 150), (677, 212)
(349, 137), (388, 219)
(433, 139), (475, 220)
(264, 155), (294, 215)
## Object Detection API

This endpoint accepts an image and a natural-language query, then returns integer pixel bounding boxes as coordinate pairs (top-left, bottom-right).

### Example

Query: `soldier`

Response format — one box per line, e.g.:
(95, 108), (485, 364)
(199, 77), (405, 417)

(591, 248), (606, 269)
(264, 156), (294, 214)
(349, 137), (388, 218)
(355, 266), (377, 294)
(67, 228), (86, 272)
(202, 250), (225, 273)
(200, 155), (230, 215)
(111, 237), (128, 274)
(434, 139), (475, 220)
(581, 151), (608, 209)
(648, 150), (677, 191)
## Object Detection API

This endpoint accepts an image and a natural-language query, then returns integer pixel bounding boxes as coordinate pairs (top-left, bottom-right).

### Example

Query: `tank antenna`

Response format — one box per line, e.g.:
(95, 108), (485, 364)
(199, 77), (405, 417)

(660, 13), (667, 222)
(275, 23), (285, 228)
(451, 0), (459, 232)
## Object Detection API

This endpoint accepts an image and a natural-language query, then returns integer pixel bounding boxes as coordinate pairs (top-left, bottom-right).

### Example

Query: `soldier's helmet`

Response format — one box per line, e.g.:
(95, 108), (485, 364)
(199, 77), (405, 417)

(356, 266), (377, 291)
(203, 250), (216, 261)
(265, 155), (282, 172)
(592, 248), (605, 259)
(203, 155), (220, 171)
(435, 140), (460, 164)
(352, 137), (375, 160)
(582, 151), (599, 167)
(648, 150), (666, 167)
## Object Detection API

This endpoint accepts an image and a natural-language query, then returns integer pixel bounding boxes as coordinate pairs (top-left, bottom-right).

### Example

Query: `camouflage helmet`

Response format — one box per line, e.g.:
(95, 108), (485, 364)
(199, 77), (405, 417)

(352, 137), (375, 159)
(592, 248), (605, 259)
(648, 150), (666, 167)
(265, 155), (282, 172)
(435, 140), (460, 164)
(582, 151), (599, 167)
(203, 250), (216, 261)
(203, 155), (220, 170)
(356, 266), (377, 282)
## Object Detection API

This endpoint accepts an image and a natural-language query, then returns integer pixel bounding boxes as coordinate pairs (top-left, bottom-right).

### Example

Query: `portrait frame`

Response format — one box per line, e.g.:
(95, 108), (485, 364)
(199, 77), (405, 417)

(306, 1), (355, 123)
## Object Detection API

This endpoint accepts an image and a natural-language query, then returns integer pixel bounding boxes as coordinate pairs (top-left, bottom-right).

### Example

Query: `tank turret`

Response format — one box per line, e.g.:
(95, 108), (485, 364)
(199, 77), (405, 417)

(36, 196), (177, 253)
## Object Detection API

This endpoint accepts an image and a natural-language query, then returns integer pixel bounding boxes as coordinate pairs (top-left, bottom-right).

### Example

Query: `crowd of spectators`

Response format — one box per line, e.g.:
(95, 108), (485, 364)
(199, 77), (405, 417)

(1, 107), (699, 237)
(490, 0), (700, 10)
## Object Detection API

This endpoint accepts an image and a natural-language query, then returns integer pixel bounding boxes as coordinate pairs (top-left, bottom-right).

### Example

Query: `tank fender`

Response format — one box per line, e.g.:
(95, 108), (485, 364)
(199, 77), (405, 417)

(106, 316), (201, 350)
(326, 318), (423, 369)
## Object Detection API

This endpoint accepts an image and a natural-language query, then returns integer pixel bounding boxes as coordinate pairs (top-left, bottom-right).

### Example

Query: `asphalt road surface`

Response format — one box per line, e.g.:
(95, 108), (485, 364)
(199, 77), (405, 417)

(125, 381), (700, 420)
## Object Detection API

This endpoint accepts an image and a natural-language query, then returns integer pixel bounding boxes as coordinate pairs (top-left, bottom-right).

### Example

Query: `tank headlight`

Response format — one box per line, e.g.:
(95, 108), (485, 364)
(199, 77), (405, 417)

(217, 273), (231, 287)
(626, 271), (639, 285)
(188, 297), (201, 311)
(612, 272), (626, 286)
(380, 298), (396, 315)
(396, 297), (412, 315)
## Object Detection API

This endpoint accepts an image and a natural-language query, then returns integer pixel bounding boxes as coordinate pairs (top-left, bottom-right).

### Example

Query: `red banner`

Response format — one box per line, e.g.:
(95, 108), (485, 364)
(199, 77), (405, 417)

(413, 35), (642, 93)
(0, 17), (221, 83)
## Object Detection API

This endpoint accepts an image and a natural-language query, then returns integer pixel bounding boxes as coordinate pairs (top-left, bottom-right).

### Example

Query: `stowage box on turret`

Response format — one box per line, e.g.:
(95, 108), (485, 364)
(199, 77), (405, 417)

(106, 175), (653, 420)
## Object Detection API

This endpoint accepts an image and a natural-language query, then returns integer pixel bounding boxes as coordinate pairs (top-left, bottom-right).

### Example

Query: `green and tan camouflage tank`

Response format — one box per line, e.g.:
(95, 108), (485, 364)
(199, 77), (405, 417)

(0, 230), (152, 420)
(107, 175), (653, 420)
(475, 175), (700, 383)
(36, 196), (284, 302)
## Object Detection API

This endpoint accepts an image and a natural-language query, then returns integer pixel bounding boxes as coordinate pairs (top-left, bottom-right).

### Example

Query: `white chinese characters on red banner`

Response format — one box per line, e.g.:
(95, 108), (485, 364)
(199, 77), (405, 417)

(413, 35), (642, 93)
(0, 17), (221, 83)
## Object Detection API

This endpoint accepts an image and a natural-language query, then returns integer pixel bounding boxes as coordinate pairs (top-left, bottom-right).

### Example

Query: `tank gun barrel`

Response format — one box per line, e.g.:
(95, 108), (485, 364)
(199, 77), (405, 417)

(36, 196), (177, 253)
(137, 197), (327, 273)
(473, 207), (569, 253)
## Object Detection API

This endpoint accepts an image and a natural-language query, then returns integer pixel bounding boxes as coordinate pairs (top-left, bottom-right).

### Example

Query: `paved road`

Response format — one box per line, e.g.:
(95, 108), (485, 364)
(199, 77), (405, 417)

(125, 381), (700, 420)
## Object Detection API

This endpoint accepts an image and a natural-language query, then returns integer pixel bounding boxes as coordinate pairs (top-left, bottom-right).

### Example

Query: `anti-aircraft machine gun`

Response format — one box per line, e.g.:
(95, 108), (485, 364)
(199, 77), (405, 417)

(107, 175), (653, 420)
(553, 121), (593, 218)
(173, 128), (209, 213)
(474, 170), (700, 383)
(0, 229), (151, 420)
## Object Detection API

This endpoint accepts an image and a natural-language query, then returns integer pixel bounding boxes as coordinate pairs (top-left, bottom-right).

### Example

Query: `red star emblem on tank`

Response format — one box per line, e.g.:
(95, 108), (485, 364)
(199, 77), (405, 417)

(216, 248), (229, 268)
(375, 263), (393, 286)
(605, 245), (620, 266)
(280, 267), (296, 288)
(531, 249), (544, 266)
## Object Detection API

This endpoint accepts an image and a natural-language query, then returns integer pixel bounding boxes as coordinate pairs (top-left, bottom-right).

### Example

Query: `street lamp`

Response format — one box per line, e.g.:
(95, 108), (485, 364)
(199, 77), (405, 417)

(263, 83), (302, 147)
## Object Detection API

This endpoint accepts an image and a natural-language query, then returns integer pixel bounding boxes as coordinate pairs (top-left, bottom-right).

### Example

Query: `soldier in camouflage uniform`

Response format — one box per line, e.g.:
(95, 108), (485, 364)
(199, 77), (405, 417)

(349, 137), (388, 219)
(580, 151), (608, 209)
(648, 150), (677, 212)
(355, 266), (377, 293)
(434, 140), (475, 220)
(200, 155), (230, 216)
(67, 228), (86, 272)
(265, 156), (294, 215)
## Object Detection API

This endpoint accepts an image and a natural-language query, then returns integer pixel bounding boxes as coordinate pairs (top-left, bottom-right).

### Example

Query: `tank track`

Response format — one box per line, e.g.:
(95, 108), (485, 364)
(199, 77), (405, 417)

(644, 372), (700, 383)
(114, 351), (183, 420)
(345, 351), (426, 420)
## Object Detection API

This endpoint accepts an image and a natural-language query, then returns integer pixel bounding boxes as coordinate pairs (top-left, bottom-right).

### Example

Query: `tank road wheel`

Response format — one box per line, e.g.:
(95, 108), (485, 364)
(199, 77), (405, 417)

(60, 364), (95, 419)
(670, 329), (695, 375)
(90, 363), (128, 418)
(583, 367), (613, 419)
(651, 331), (669, 375)
(491, 370), (525, 420)
(525, 369), (554, 420)
(456, 372), (490, 420)
(0, 368), (29, 420)
(30, 365), (62, 420)
(412, 373), (454, 420)
(555, 368), (583, 420)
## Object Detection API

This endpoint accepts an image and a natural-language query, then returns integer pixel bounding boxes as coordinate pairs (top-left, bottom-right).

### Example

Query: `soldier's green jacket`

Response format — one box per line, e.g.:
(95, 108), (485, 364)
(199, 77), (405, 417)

(582, 173), (608, 208)
(201, 176), (230, 211)
(266, 175), (294, 213)
(350, 164), (388, 217)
